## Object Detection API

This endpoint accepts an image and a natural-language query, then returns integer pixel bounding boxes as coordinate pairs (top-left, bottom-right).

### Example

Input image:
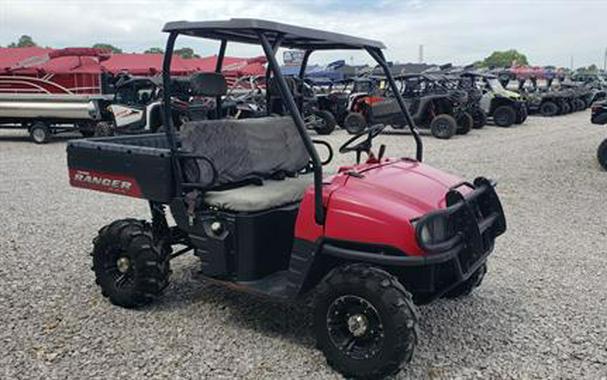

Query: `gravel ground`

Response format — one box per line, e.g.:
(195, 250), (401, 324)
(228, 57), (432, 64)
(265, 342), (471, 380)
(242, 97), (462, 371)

(1, 112), (606, 379)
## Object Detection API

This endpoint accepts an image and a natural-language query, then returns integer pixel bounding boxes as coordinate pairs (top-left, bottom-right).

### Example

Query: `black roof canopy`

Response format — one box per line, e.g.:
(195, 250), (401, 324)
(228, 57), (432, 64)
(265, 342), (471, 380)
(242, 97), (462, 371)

(162, 18), (386, 50)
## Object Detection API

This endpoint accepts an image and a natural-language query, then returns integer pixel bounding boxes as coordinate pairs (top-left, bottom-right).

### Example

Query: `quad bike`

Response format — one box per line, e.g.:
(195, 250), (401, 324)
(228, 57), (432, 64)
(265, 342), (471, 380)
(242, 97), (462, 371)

(591, 100), (607, 170)
(269, 76), (336, 135)
(224, 75), (267, 119)
(461, 72), (527, 127)
(67, 19), (507, 379)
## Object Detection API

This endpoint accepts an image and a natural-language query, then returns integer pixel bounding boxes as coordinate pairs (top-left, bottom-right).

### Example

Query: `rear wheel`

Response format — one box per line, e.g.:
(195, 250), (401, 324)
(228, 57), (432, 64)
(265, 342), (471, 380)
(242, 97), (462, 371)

(493, 105), (516, 127)
(430, 114), (457, 139)
(313, 110), (337, 135)
(444, 263), (487, 299)
(540, 101), (558, 117)
(598, 138), (607, 170)
(560, 102), (571, 114)
(471, 108), (487, 129)
(515, 105), (528, 124)
(29, 121), (51, 144)
(343, 112), (368, 135)
(314, 264), (418, 379)
(91, 219), (170, 308)
(455, 112), (473, 135)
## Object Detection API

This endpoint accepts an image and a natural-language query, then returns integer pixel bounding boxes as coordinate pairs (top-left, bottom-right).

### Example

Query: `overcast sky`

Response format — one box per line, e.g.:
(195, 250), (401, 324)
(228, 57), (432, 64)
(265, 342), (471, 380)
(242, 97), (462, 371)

(1, 0), (606, 68)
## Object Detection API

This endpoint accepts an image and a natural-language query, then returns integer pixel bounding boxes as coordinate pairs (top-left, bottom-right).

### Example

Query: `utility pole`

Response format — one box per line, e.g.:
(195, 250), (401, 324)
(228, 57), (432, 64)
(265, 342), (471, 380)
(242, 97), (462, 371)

(418, 44), (424, 63)
(570, 55), (574, 70)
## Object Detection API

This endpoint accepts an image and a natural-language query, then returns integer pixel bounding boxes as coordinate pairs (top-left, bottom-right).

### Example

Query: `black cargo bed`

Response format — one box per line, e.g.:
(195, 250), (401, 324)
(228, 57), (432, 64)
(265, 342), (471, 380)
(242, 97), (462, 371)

(67, 133), (176, 202)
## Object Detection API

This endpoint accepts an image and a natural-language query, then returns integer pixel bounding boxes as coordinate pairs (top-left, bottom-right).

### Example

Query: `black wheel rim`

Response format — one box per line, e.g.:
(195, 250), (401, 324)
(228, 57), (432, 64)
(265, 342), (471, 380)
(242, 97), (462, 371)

(436, 120), (450, 135)
(326, 295), (384, 360)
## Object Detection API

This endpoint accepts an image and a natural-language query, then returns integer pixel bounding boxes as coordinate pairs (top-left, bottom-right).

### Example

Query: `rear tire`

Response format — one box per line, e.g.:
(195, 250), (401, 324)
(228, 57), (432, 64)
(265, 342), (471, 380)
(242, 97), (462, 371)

(456, 112), (473, 135)
(313, 110), (337, 135)
(314, 264), (418, 379)
(343, 112), (368, 135)
(443, 263), (487, 299)
(29, 121), (50, 144)
(471, 108), (487, 129)
(91, 219), (170, 308)
(430, 114), (457, 139)
(515, 105), (528, 124)
(598, 138), (607, 170)
(540, 101), (558, 117)
(493, 105), (516, 127)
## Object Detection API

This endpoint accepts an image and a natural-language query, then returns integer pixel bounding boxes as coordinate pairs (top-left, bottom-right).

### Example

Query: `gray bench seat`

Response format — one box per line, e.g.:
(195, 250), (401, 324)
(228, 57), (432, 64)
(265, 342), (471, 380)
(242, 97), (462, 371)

(203, 174), (313, 212)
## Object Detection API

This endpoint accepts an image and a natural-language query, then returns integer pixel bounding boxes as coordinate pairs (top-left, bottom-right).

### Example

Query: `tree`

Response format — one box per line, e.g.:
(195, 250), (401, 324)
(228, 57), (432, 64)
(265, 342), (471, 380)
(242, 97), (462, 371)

(144, 47), (164, 54)
(8, 35), (37, 48)
(174, 47), (200, 59)
(92, 43), (122, 53)
(479, 49), (529, 68)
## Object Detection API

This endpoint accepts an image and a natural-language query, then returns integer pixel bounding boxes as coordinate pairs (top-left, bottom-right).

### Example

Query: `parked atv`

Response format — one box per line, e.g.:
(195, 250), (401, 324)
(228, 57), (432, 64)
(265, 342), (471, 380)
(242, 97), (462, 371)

(461, 72), (527, 127)
(67, 19), (507, 379)
(591, 100), (607, 170)
(269, 76), (336, 135)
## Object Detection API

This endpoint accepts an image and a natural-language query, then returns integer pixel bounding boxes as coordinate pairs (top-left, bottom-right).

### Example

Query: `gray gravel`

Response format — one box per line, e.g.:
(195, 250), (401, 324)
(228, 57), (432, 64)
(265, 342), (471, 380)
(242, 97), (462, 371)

(1, 112), (606, 379)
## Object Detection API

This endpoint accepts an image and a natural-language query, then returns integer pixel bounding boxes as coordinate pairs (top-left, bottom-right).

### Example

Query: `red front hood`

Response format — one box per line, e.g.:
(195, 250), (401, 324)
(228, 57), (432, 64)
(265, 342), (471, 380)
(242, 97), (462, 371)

(324, 159), (465, 255)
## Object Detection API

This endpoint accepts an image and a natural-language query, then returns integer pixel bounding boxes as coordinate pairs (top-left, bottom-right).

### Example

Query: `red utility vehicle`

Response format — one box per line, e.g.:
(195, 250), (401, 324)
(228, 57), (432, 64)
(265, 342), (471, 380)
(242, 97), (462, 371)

(67, 19), (507, 378)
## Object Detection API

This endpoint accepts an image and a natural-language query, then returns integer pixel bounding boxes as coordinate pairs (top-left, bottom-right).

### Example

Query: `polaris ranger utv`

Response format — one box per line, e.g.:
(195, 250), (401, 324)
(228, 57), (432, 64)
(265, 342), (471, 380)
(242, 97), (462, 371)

(67, 19), (507, 379)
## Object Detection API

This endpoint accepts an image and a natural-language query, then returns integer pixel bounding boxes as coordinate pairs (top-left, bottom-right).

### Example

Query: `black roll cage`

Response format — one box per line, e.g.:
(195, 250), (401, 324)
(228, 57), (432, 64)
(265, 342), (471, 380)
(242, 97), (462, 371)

(159, 19), (423, 226)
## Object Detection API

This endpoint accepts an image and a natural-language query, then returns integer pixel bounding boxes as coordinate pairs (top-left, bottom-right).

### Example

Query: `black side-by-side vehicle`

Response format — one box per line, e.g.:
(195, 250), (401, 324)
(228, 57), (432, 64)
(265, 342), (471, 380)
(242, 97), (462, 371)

(66, 19), (507, 378)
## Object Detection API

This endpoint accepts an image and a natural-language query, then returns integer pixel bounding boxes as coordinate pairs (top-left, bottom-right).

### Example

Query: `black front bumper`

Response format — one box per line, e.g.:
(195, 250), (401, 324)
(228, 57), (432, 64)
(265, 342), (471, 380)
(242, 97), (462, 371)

(322, 177), (506, 303)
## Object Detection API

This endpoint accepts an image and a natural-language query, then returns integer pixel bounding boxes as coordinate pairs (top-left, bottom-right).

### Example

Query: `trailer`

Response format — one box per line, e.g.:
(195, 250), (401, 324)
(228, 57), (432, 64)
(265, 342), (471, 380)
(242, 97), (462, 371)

(0, 93), (112, 143)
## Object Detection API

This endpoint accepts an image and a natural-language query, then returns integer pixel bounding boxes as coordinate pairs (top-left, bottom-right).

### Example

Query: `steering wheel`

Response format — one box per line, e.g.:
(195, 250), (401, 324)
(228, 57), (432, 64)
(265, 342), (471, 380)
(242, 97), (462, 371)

(339, 123), (387, 156)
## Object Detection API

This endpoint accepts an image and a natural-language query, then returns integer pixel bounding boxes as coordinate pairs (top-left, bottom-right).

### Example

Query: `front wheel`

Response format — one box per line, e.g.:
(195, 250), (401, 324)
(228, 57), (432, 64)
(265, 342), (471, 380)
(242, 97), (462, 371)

(313, 110), (337, 135)
(598, 138), (607, 170)
(540, 101), (559, 117)
(91, 219), (171, 308)
(343, 112), (368, 135)
(456, 112), (473, 135)
(493, 105), (516, 127)
(314, 264), (418, 379)
(430, 114), (457, 139)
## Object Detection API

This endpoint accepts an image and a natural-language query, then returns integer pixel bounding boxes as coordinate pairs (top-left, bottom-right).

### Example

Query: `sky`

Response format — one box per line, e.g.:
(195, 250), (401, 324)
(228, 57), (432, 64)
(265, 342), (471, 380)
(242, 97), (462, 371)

(1, 0), (606, 68)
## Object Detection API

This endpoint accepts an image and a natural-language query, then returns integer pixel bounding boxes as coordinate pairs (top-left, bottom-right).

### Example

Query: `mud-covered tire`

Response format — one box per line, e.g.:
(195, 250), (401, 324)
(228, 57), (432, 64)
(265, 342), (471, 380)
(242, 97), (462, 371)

(540, 101), (559, 117)
(29, 121), (51, 144)
(91, 219), (170, 308)
(314, 264), (418, 379)
(515, 105), (528, 124)
(493, 105), (516, 127)
(343, 112), (368, 135)
(443, 263), (487, 299)
(471, 108), (487, 129)
(598, 138), (607, 170)
(313, 110), (337, 135)
(430, 114), (457, 139)
(456, 112), (473, 135)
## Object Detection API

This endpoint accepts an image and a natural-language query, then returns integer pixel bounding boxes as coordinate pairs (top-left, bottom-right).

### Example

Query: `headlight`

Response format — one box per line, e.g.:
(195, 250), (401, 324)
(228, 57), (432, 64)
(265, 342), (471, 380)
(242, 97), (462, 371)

(414, 214), (451, 247)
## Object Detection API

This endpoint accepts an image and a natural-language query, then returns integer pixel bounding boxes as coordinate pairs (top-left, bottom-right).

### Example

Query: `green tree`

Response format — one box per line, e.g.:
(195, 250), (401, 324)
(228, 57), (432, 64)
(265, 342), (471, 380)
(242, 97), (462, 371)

(8, 35), (37, 48)
(144, 47), (164, 54)
(479, 49), (529, 68)
(174, 47), (200, 59)
(92, 43), (123, 53)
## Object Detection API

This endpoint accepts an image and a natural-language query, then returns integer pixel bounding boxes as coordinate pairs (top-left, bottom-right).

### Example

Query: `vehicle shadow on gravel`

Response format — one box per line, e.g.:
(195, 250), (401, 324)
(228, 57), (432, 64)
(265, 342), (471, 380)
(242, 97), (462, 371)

(154, 263), (317, 348)
(155, 263), (526, 360)
(0, 134), (79, 143)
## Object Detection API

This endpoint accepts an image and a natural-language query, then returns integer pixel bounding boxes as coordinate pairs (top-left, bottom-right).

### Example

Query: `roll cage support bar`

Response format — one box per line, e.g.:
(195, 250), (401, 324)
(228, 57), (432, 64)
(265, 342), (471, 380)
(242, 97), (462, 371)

(160, 30), (423, 226)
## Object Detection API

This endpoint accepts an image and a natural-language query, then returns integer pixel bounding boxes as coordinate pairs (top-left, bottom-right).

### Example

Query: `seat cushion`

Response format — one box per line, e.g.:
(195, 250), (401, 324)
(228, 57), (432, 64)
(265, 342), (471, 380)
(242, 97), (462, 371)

(203, 174), (313, 212)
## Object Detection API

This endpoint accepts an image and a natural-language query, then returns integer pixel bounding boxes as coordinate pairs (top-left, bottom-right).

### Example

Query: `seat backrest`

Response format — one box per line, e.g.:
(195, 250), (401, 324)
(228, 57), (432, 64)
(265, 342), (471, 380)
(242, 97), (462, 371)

(189, 72), (228, 97)
(180, 116), (309, 188)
